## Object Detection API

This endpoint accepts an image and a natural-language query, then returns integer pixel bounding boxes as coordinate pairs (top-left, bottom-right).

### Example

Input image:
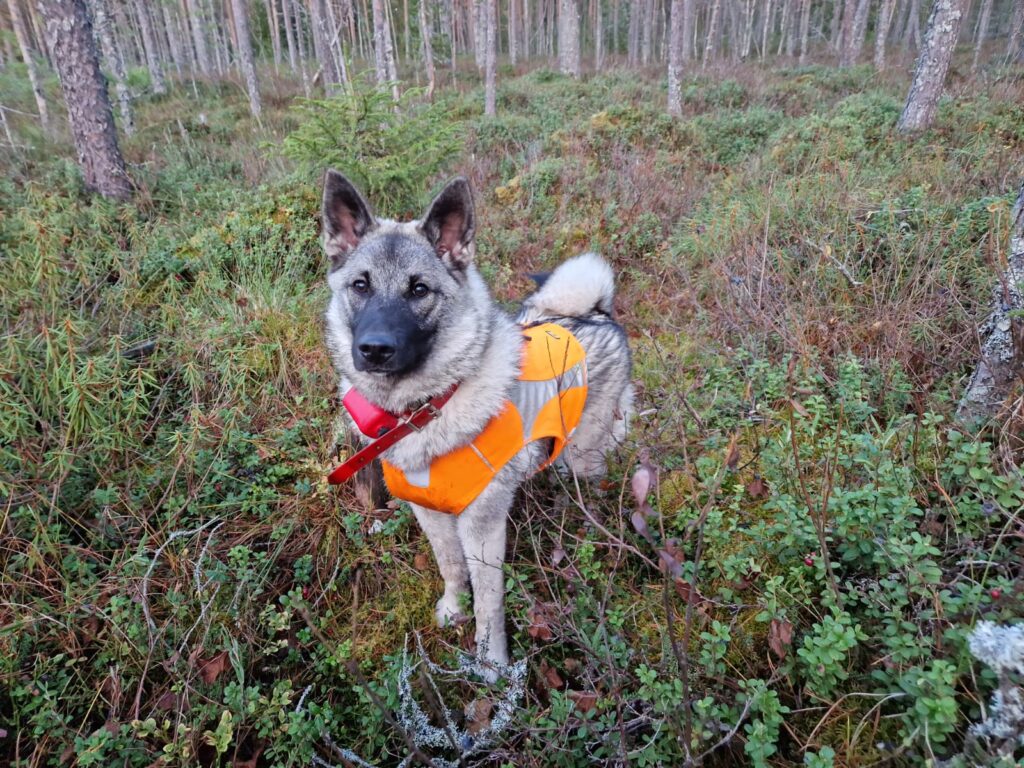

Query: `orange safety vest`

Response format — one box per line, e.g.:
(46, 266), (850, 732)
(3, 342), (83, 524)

(381, 323), (588, 515)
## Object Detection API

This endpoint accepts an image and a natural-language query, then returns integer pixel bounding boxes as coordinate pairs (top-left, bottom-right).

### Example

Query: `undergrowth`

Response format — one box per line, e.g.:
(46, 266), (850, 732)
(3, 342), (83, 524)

(1, 62), (1023, 767)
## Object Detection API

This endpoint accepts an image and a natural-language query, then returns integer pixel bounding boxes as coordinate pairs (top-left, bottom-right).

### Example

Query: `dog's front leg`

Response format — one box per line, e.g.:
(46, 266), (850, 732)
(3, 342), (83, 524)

(413, 505), (471, 627)
(456, 485), (513, 681)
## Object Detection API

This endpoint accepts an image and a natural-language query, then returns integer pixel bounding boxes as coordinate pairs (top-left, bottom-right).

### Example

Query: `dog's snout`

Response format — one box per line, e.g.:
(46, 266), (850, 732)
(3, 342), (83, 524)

(357, 335), (397, 364)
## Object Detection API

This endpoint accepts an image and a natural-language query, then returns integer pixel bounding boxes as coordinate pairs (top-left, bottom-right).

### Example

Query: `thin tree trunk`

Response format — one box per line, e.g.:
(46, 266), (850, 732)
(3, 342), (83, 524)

(231, 0), (261, 116)
(403, 0), (410, 61)
(509, 0), (519, 62)
(641, 0), (654, 63)
(971, 0), (992, 71)
(473, 0), (484, 66)
(7, 0), (50, 132)
(281, 0), (298, 67)
(185, 0), (213, 74)
(421, 0), (436, 96)
(904, 0), (921, 48)
(850, 0), (871, 60)
(777, 0), (790, 55)
(838, 0), (857, 63)
(384, 0), (399, 83)
(627, 0), (639, 62)
(668, 0), (684, 114)
(265, 0), (282, 68)
(798, 0), (811, 61)
(1007, 0), (1024, 61)
(371, 0), (389, 83)
(162, 4), (187, 75)
(874, 0), (895, 66)
(559, 0), (581, 74)
(484, 0), (496, 113)
(761, 0), (774, 57)
(39, 0), (132, 199)
(594, 0), (603, 67)
(132, 0), (167, 93)
(897, 0), (966, 132)
(92, 0), (134, 135)
(703, 0), (722, 65)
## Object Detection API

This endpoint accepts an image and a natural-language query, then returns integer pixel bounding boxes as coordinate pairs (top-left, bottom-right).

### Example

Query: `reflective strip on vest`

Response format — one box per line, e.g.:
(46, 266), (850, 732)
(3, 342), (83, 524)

(381, 323), (588, 515)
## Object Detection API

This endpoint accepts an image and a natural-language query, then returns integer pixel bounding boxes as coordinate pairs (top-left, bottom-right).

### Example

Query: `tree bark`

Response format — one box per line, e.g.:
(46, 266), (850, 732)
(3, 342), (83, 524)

(231, 0), (261, 116)
(838, 0), (857, 63)
(91, 0), (134, 136)
(420, 0), (436, 96)
(627, 0), (639, 63)
(667, 0), (684, 114)
(957, 184), (1024, 425)
(184, 0), (213, 74)
(484, 0), (497, 114)
(703, 0), (722, 66)
(509, 0), (519, 63)
(1007, 0), (1024, 61)
(559, 0), (581, 75)
(798, 0), (811, 62)
(850, 0), (871, 61)
(640, 0), (654, 63)
(897, 0), (965, 132)
(874, 0), (895, 66)
(39, 0), (132, 199)
(7, 0), (51, 132)
(970, 0), (992, 72)
(281, 0), (298, 68)
(371, 0), (389, 83)
(132, 0), (167, 93)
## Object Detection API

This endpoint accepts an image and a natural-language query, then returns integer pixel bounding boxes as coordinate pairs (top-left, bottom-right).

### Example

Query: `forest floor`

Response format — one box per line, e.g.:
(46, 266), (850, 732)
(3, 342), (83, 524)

(2, 56), (1024, 767)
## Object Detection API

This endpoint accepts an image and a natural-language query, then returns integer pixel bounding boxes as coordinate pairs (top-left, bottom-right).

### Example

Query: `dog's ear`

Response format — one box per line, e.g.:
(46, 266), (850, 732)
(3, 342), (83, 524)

(322, 170), (376, 268)
(419, 177), (475, 272)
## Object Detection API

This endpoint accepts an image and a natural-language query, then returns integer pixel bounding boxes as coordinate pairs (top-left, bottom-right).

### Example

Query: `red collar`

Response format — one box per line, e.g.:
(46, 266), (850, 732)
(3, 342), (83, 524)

(326, 385), (458, 485)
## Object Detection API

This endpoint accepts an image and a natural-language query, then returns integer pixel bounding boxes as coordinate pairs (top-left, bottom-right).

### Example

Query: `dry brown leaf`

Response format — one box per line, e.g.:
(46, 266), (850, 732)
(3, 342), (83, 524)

(725, 434), (741, 469)
(465, 698), (494, 734)
(768, 618), (794, 659)
(567, 690), (598, 713)
(197, 651), (229, 685)
(630, 462), (656, 504)
(413, 553), (430, 571)
(790, 399), (809, 418)
(539, 660), (564, 690)
(526, 604), (556, 642)
(746, 475), (768, 499)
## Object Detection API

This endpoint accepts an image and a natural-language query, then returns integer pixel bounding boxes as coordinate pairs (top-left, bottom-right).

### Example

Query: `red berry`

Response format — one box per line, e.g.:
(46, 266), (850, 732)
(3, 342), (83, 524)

(302, 585), (311, 600)
(804, 556), (814, 567)
(990, 588), (1001, 599)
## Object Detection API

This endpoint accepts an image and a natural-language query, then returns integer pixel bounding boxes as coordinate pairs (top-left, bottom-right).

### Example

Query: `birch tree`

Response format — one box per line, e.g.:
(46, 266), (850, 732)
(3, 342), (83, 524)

(6, 0), (51, 133)
(897, 0), (965, 132)
(559, 0), (581, 76)
(185, 0), (213, 75)
(667, 0), (685, 115)
(874, 0), (896, 67)
(1008, 0), (1024, 61)
(484, 0), (497, 114)
(39, 0), (132, 199)
(971, 0), (992, 72)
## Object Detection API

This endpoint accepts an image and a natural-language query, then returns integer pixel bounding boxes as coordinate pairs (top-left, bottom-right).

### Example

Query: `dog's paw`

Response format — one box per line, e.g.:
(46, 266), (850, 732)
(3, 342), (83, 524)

(435, 591), (470, 628)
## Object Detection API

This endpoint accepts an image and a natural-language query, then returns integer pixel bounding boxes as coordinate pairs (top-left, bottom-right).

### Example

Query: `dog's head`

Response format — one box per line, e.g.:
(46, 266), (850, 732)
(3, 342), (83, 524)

(321, 171), (491, 407)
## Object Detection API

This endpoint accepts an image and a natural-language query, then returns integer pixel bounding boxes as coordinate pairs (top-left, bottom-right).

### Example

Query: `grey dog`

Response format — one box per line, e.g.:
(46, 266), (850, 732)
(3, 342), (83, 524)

(322, 170), (633, 679)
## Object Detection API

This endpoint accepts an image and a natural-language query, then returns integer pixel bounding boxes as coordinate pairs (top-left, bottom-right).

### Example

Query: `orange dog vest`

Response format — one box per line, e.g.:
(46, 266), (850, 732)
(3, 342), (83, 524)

(381, 323), (588, 515)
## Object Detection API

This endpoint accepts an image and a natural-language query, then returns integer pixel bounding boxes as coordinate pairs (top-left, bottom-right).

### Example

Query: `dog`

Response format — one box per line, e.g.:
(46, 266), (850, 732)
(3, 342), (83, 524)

(321, 170), (633, 678)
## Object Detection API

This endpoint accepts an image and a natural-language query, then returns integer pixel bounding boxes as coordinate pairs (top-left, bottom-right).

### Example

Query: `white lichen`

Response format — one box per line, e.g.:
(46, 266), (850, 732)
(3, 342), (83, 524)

(963, 621), (1024, 754)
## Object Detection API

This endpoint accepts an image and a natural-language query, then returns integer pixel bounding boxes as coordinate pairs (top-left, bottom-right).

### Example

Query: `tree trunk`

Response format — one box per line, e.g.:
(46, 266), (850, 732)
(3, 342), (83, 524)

(903, 0), (921, 48)
(371, 0), (389, 83)
(838, 0), (857, 63)
(7, 0), (51, 132)
(627, 0), (639, 63)
(970, 0), (992, 72)
(39, 0), (132, 199)
(593, 0), (602, 68)
(281, 0), (298, 68)
(484, 0), (497, 114)
(957, 184), (1024, 425)
(231, 0), (261, 116)
(559, 0), (581, 75)
(509, 0), (519, 63)
(667, 0), (684, 114)
(640, 0), (654, 63)
(850, 0), (871, 61)
(161, 3), (187, 75)
(1007, 0), (1024, 61)
(184, 0), (213, 74)
(703, 0), (722, 65)
(91, 0), (134, 136)
(798, 0), (811, 61)
(897, 0), (965, 132)
(874, 0), (895, 66)
(420, 0), (436, 96)
(265, 0), (282, 68)
(132, 0), (167, 93)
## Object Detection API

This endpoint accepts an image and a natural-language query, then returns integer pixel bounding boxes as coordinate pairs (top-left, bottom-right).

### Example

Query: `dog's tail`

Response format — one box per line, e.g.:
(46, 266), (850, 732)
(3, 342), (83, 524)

(518, 252), (616, 323)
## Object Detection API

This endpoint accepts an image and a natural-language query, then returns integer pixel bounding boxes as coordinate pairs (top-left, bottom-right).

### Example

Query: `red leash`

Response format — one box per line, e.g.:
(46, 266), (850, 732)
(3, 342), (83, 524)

(327, 386), (457, 484)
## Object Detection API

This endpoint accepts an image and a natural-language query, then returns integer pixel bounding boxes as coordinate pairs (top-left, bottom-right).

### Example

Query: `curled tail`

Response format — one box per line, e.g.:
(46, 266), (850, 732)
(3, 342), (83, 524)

(518, 252), (616, 324)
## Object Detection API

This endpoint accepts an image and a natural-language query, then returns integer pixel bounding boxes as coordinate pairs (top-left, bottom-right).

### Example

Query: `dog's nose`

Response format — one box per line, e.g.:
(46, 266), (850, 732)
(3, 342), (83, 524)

(357, 335), (397, 365)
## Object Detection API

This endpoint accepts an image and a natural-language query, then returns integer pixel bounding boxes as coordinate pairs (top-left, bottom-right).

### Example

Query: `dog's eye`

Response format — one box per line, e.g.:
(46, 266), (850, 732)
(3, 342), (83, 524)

(352, 278), (369, 294)
(410, 282), (430, 298)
